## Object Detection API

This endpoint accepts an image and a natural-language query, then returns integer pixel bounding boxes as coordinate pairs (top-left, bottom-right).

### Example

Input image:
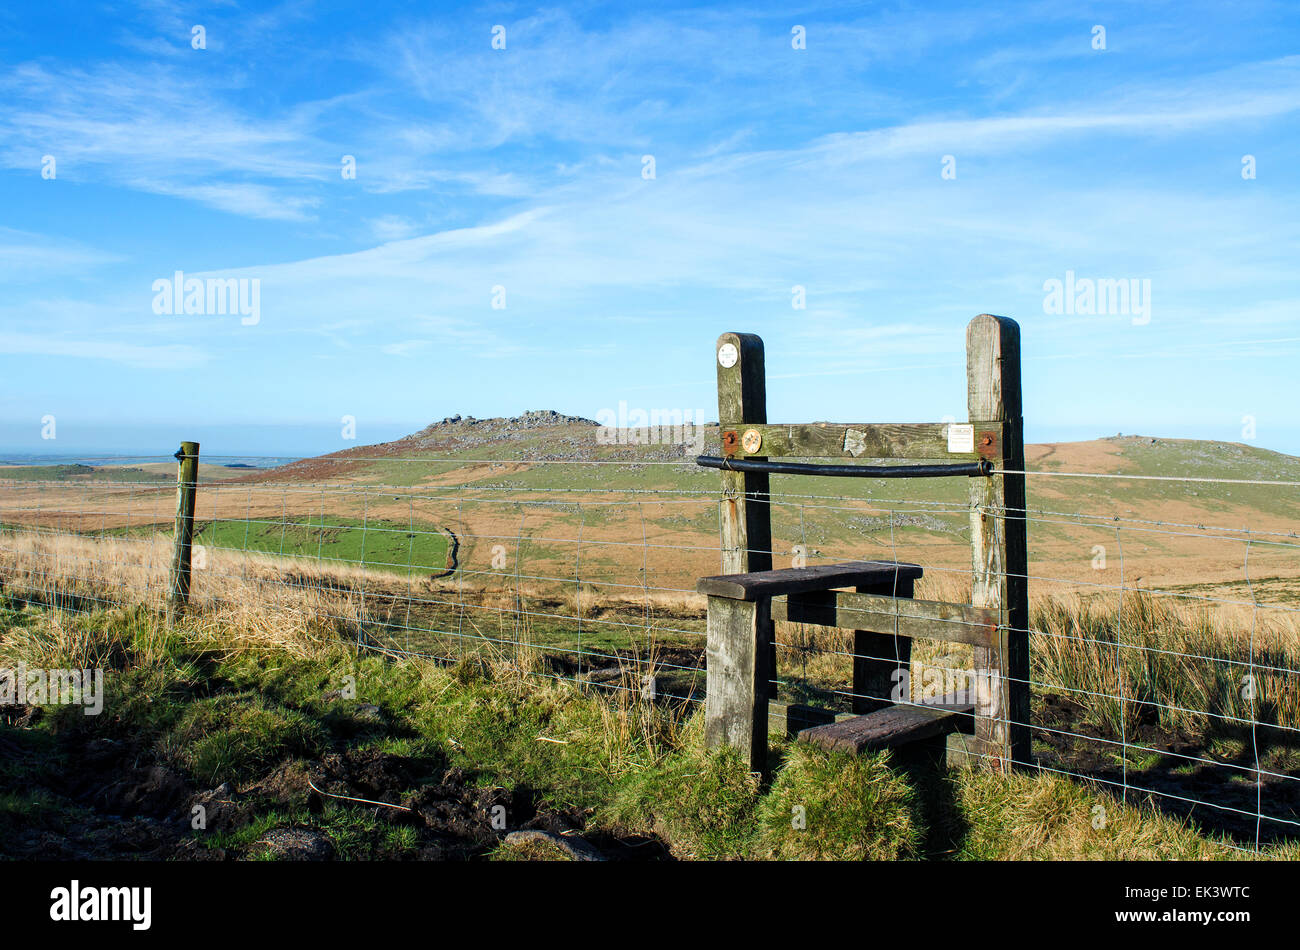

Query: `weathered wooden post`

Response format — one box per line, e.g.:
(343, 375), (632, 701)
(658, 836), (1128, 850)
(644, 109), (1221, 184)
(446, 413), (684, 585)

(852, 574), (915, 714)
(704, 595), (772, 771)
(713, 332), (775, 693)
(705, 333), (775, 770)
(167, 440), (200, 623)
(715, 333), (773, 578)
(966, 315), (1030, 770)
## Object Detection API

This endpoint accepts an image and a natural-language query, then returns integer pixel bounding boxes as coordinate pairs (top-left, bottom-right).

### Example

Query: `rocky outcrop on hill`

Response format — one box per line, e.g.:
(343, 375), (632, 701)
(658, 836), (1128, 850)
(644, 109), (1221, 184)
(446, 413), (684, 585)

(404, 410), (599, 449)
(388, 408), (714, 468)
(237, 409), (710, 483)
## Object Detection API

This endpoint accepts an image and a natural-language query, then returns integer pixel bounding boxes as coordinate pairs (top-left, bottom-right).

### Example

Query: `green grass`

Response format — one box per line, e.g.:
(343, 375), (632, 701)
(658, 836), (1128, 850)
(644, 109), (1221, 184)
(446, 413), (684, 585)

(0, 787), (89, 838)
(0, 464), (173, 483)
(954, 768), (1299, 860)
(80, 514), (451, 576)
(4, 512), (453, 579)
(601, 731), (763, 858)
(162, 693), (328, 786)
(192, 515), (451, 576)
(3, 599), (1294, 861)
(754, 743), (923, 859)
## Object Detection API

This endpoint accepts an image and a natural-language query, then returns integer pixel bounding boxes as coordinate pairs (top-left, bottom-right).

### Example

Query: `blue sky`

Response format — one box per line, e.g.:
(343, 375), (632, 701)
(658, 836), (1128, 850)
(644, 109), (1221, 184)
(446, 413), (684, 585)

(1, 0), (1297, 458)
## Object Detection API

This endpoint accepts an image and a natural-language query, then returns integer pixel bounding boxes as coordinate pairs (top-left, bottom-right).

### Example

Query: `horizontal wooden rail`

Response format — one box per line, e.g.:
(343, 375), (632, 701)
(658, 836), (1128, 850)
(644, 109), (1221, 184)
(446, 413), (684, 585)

(771, 590), (1003, 649)
(697, 560), (923, 601)
(798, 699), (974, 753)
(770, 691), (978, 739)
(697, 456), (991, 478)
(713, 421), (1004, 461)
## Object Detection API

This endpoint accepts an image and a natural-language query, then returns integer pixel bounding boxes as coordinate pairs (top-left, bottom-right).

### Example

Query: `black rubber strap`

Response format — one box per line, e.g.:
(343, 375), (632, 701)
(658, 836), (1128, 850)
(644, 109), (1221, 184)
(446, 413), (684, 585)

(695, 455), (992, 478)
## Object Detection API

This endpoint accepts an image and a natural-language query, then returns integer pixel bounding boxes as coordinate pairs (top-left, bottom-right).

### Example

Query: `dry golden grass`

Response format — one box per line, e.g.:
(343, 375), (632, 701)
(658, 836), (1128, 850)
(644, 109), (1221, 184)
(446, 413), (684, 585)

(0, 529), (378, 661)
(5, 525), (1297, 741)
(1033, 589), (1300, 735)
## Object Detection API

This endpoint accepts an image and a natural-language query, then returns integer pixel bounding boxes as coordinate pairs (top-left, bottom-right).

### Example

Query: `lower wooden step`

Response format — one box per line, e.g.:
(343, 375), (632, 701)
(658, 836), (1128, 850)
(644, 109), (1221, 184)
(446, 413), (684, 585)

(796, 700), (974, 755)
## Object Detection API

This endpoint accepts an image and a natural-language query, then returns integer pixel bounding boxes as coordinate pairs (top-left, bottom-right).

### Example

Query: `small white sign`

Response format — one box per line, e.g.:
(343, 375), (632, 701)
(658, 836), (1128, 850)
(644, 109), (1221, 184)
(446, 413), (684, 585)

(717, 342), (738, 368)
(947, 424), (975, 453)
(843, 428), (868, 457)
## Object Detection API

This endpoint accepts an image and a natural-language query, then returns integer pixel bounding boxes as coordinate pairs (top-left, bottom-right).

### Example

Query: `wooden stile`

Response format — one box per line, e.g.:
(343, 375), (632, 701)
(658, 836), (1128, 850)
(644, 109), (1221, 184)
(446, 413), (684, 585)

(701, 315), (1030, 774)
(851, 575), (915, 715)
(697, 560), (921, 601)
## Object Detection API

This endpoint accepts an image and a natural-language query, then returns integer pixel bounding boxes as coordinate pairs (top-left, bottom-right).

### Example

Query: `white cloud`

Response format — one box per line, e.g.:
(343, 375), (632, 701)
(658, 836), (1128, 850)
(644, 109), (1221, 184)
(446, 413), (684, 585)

(136, 181), (321, 221)
(368, 215), (419, 242)
(0, 332), (206, 369)
(379, 340), (430, 356)
(0, 228), (124, 281)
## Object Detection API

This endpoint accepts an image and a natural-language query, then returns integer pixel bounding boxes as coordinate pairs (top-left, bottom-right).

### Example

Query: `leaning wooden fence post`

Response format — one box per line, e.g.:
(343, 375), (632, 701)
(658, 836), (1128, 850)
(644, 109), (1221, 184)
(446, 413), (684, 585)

(167, 440), (200, 624)
(966, 315), (1030, 770)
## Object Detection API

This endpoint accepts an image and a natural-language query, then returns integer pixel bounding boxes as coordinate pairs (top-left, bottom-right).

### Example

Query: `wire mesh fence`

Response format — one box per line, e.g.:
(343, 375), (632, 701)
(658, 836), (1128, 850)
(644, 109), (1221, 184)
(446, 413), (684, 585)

(1, 451), (1298, 854)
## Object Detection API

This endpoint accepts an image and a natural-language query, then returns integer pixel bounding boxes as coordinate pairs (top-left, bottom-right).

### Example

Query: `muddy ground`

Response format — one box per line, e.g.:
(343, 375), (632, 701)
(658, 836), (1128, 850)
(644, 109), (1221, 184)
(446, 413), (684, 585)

(0, 705), (668, 861)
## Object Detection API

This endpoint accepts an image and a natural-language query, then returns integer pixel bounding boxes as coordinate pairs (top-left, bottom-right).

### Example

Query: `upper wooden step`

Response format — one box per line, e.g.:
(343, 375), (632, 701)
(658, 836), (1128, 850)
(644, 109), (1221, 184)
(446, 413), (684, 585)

(796, 696), (974, 754)
(696, 560), (923, 601)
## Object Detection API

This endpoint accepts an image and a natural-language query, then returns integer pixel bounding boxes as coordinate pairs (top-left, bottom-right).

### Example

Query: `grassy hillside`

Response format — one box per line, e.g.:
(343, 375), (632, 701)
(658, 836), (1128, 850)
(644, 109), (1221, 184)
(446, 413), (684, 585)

(6, 415), (1297, 624)
(214, 415), (1300, 606)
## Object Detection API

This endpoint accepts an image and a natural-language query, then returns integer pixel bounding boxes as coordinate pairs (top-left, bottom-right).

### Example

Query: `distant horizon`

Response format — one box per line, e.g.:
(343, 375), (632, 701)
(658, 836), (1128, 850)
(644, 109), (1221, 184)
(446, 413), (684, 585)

(1, 417), (1296, 464)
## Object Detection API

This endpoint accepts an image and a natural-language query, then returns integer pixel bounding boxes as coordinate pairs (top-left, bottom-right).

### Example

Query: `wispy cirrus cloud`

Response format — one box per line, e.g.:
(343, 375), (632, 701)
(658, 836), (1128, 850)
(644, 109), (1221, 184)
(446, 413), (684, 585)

(0, 60), (328, 218)
(0, 227), (124, 281)
(0, 331), (205, 369)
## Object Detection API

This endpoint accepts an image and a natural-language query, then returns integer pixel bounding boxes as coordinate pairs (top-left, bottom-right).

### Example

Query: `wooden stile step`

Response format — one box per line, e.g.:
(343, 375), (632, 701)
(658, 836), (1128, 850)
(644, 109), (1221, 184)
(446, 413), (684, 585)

(797, 695), (974, 755)
(696, 560), (923, 601)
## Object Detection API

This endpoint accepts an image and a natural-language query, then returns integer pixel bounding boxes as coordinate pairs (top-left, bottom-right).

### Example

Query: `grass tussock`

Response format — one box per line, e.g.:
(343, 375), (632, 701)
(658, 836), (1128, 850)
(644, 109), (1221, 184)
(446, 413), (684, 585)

(600, 724), (762, 859)
(163, 693), (328, 786)
(489, 836), (574, 861)
(754, 743), (920, 860)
